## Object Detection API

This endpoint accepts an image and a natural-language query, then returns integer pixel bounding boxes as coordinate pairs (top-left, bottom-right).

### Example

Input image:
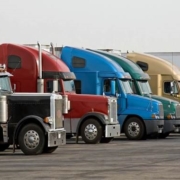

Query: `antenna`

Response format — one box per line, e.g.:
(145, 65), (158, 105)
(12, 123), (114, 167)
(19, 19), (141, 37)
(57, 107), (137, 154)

(172, 52), (174, 72)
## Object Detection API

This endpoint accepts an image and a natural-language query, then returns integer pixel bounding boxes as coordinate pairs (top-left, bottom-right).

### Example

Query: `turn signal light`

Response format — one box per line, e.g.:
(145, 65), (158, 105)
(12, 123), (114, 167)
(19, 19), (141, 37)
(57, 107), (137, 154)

(44, 117), (52, 124)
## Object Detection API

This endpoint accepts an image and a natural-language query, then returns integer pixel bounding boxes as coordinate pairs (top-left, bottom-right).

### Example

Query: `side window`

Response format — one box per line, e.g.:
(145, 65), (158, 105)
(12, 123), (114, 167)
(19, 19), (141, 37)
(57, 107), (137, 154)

(46, 80), (53, 92)
(103, 79), (118, 94)
(46, 80), (61, 92)
(164, 82), (171, 93)
(8, 55), (21, 69)
(72, 56), (86, 68)
(74, 80), (81, 94)
(104, 79), (111, 92)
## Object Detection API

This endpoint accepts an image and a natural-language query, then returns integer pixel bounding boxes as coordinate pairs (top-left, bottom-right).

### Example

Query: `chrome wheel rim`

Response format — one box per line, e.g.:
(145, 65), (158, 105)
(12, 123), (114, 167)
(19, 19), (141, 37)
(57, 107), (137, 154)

(128, 122), (140, 137)
(24, 130), (40, 149)
(84, 124), (98, 140)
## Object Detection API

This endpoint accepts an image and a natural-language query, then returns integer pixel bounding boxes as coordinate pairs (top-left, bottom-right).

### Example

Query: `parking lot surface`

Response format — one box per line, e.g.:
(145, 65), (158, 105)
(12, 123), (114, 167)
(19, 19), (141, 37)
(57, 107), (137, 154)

(0, 134), (180, 180)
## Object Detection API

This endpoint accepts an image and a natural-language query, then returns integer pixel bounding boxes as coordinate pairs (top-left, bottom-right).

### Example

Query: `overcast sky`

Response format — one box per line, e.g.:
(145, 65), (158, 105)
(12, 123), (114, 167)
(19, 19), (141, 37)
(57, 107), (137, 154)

(1, 0), (180, 52)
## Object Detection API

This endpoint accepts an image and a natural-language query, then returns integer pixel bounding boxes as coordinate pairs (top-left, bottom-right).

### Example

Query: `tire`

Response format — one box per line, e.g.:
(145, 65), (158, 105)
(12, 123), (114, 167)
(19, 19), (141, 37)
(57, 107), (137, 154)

(0, 143), (9, 151)
(158, 132), (170, 139)
(44, 146), (58, 154)
(100, 137), (113, 143)
(81, 119), (102, 144)
(124, 117), (145, 140)
(18, 123), (45, 155)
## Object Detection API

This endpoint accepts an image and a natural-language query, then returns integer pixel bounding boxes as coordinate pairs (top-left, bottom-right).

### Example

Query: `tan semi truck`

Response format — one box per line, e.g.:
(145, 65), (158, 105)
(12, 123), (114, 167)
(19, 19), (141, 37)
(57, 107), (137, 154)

(126, 52), (180, 102)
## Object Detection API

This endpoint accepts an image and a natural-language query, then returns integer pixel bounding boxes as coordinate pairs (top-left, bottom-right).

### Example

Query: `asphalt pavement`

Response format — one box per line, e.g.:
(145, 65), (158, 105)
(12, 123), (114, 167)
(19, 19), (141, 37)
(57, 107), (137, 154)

(0, 134), (180, 180)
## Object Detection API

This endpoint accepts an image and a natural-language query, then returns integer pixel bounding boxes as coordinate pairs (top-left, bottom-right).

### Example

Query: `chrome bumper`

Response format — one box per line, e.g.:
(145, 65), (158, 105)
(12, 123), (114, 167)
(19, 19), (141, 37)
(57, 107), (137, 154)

(48, 129), (66, 147)
(105, 124), (120, 137)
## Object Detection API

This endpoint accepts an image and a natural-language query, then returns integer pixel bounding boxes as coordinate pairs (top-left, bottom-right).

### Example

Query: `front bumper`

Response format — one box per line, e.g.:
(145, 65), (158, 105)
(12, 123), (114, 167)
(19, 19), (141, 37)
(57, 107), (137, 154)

(48, 129), (66, 147)
(105, 124), (120, 137)
(144, 120), (164, 135)
(163, 119), (180, 133)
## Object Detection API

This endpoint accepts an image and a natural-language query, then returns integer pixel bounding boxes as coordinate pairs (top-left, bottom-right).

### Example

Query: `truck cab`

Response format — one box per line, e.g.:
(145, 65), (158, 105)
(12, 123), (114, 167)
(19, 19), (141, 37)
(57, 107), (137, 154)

(0, 43), (120, 144)
(60, 46), (164, 140)
(126, 52), (180, 102)
(0, 65), (66, 155)
(94, 50), (180, 137)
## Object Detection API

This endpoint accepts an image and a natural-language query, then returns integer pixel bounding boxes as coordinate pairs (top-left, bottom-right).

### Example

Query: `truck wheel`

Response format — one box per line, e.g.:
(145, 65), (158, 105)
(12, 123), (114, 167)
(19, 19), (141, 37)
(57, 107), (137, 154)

(0, 143), (9, 151)
(44, 146), (58, 153)
(100, 137), (113, 143)
(18, 123), (45, 155)
(81, 119), (102, 144)
(158, 132), (170, 139)
(124, 117), (145, 140)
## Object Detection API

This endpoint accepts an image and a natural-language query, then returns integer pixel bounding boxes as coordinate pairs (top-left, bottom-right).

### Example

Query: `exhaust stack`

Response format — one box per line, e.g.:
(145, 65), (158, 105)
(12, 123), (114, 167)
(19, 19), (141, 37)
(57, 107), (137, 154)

(50, 42), (55, 55)
(37, 42), (44, 93)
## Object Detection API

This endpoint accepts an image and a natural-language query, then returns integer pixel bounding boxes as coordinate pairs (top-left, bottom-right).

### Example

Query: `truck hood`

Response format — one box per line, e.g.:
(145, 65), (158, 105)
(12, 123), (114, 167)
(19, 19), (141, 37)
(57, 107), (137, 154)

(65, 92), (108, 102)
(127, 94), (161, 112)
(150, 95), (179, 116)
(64, 93), (111, 118)
(151, 95), (179, 105)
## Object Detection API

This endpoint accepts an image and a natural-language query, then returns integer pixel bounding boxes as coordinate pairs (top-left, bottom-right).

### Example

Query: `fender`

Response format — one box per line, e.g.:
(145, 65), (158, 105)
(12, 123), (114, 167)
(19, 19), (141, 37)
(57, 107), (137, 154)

(75, 111), (107, 143)
(13, 115), (50, 152)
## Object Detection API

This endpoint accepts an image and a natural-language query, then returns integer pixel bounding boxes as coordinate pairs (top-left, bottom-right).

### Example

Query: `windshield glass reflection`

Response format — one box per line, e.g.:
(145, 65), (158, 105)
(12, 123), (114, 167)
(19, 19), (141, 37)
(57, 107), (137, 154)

(63, 80), (75, 92)
(0, 77), (12, 92)
(119, 79), (133, 94)
(137, 80), (152, 95)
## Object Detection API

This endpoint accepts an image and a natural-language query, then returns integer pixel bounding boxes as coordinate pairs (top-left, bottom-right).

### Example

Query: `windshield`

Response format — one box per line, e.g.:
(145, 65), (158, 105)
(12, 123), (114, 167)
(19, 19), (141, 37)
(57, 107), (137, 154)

(63, 80), (75, 92)
(0, 76), (12, 92)
(137, 80), (152, 95)
(119, 79), (133, 94)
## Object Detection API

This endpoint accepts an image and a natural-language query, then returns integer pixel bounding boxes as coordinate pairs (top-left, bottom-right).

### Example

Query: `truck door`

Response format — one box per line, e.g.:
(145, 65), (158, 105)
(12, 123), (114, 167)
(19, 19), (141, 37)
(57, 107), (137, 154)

(162, 75), (180, 101)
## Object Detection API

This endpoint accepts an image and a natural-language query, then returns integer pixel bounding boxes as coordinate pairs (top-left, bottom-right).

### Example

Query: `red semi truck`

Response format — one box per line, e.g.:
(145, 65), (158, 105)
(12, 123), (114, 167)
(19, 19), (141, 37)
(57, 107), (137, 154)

(0, 43), (120, 144)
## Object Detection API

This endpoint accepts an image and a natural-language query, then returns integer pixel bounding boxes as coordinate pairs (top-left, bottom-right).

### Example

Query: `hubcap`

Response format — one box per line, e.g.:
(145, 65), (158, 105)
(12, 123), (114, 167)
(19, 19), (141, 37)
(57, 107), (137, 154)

(24, 130), (40, 149)
(84, 124), (98, 140)
(128, 122), (140, 137)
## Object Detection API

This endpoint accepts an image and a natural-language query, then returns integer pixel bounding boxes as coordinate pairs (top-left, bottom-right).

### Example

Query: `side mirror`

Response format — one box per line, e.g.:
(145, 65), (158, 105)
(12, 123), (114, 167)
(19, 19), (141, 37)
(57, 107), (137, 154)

(110, 80), (116, 95)
(13, 84), (16, 92)
(53, 80), (58, 92)
(170, 81), (175, 94)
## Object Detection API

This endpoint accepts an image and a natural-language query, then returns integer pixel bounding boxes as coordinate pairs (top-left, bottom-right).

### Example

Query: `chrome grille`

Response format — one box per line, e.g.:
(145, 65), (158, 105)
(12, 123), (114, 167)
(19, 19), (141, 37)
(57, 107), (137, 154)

(109, 98), (118, 123)
(55, 98), (63, 129)
(175, 104), (180, 118)
(0, 96), (7, 123)
(159, 104), (164, 119)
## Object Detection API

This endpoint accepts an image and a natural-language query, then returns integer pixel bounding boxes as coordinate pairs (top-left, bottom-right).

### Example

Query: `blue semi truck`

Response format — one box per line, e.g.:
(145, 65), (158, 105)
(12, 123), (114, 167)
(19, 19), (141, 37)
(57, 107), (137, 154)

(60, 46), (164, 140)
(90, 49), (180, 138)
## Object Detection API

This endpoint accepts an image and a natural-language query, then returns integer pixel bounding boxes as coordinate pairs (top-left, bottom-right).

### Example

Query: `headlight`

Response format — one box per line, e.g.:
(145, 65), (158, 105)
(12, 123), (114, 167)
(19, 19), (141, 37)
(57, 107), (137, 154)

(167, 114), (176, 120)
(151, 114), (159, 119)
(104, 115), (108, 120)
(44, 117), (52, 124)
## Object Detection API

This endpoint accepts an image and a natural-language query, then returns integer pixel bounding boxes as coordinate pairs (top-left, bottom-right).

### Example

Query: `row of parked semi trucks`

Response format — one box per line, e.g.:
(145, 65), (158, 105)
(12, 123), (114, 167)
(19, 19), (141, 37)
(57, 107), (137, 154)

(0, 42), (180, 155)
